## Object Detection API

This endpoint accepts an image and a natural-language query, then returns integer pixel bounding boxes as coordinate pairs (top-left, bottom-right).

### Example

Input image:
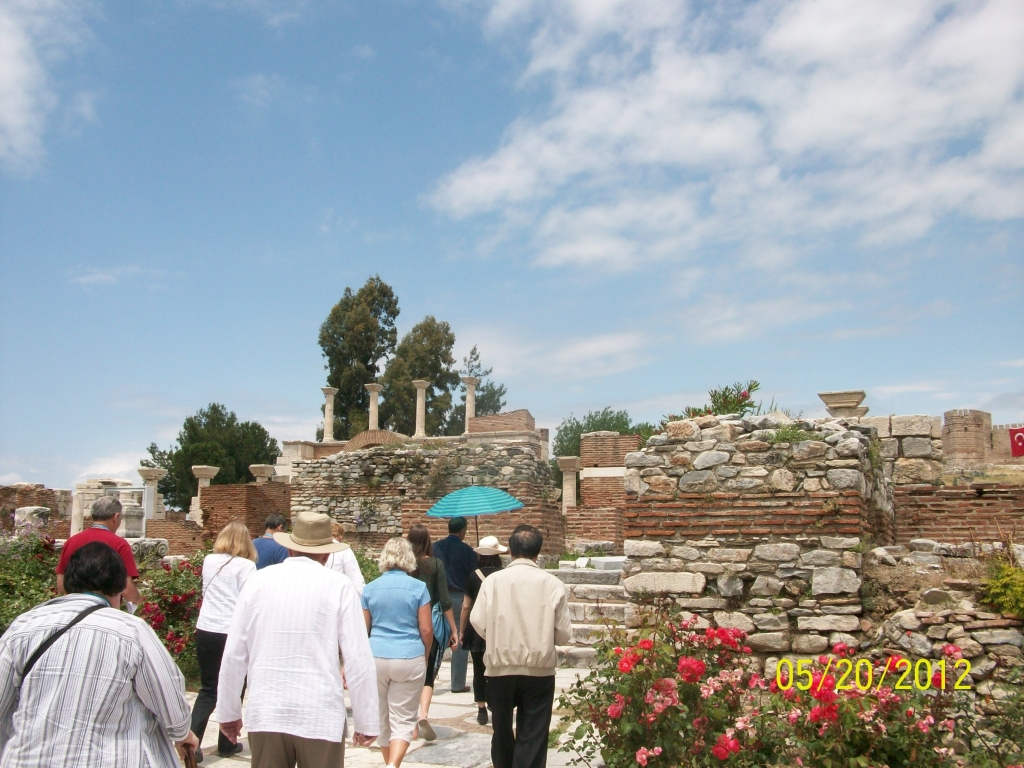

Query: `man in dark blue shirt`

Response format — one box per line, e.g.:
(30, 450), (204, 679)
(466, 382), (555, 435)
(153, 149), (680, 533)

(432, 517), (478, 692)
(252, 514), (289, 569)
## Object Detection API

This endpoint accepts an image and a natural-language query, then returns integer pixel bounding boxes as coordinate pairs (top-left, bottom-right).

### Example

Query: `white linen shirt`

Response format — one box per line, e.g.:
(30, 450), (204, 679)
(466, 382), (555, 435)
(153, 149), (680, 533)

(196, 553), (257, 634)
(0, 594), (190, 768)
(325, 545), (365, 595)
(215, 556), (379, 742)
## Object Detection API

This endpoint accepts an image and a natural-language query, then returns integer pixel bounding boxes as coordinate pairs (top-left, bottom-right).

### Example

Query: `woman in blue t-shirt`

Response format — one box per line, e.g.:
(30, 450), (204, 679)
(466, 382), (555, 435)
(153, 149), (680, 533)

(362, 537), (433, 768)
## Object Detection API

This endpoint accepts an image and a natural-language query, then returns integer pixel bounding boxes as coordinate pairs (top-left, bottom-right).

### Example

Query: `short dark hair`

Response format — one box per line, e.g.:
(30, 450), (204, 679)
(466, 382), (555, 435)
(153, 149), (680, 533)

(478, 554), (503, 569)
(64, 542), (127, 596)
(448, 517), (467, 534)
(509, 525), (543, 559)
(265, 514), (287, 531)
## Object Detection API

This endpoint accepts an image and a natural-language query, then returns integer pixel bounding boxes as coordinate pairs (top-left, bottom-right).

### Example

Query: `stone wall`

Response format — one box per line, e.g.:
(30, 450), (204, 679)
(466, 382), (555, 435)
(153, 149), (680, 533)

(200, 483), (291, 540)
(860, 414), (944, 485)
(622, 413), (892, 543)
(0, 484), (71, 526)
(289, 441), (564, 553)
(622, 534), (866, 657)
(893, 484), (1024, 544)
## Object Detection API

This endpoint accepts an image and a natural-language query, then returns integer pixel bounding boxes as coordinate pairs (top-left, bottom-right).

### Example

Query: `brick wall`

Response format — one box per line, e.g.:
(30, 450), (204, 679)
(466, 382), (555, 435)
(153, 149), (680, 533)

(623, 491), (866, 540)
(148, 519), (207, 555)
(467, 409), (535, 433)
(580, 477), (626, 507)
(566, 506), (623, 550)
(200, 483), (291, 539)
(580, 433), (639, 467)
(0, 484), (59, 527)
(893, 483), (1024, 544)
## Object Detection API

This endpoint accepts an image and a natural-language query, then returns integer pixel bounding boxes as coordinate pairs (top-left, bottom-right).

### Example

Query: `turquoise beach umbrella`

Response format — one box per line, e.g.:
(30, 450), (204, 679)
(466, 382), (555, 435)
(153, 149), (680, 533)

(426, 486), (524, 544)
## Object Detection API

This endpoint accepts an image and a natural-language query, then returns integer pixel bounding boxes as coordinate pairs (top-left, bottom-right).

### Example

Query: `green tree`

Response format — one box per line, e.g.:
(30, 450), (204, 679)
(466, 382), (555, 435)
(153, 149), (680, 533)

(142, 403), (280, 510)
(318, 276), (400, 440)
(446, 345), (508, 435)
(379, 317), (459, 436)
(550, 407), (654, 485)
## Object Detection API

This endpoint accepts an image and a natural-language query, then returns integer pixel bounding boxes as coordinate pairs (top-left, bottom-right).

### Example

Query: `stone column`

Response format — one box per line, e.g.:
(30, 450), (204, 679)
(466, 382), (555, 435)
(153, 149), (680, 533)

(557, 457), (582, 515)
(412, 380), (430, 438)
(365, 383), (383, 430)
(190, 465), (220, 525)
(249, 464), (275, 484)
(137, 467), (168, 538)
(322, 386), (339, 441)
(70, 492), (84, 536)
(461, 376), (480, 434)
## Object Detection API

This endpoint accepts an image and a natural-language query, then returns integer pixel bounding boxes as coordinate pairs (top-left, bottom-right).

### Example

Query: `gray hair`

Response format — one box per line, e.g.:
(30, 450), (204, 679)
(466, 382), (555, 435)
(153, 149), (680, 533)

(91, 496), (122, 521)
(377, 537), (416, 574)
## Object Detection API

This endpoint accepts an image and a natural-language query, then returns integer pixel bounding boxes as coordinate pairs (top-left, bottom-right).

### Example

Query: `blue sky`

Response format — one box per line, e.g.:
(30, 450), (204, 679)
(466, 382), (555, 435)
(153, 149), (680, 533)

(1, 0), (1022, 489)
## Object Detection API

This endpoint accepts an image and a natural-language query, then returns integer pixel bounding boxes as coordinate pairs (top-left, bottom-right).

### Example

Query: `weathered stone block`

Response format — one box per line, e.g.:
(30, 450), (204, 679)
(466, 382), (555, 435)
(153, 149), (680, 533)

(679, 470), (718, 493)
(971, 629), (1023, 647)
(624, 540), (665, 558)
(901, 437), (933, 458)
(676, 597), (728, 609)
(791, 634), (829, 653)
(799, 550), (841, 567)
(859, 416), (891, 438)
(665, 420), (700, 441)
(825, 469), (864, 492)
(644, 475), (678, 494)
(797, 615), (860, 632)
(670, 545), (701, 561)
(693, 450), (730, 470)
(791, 441), (829, 461)
(820, 536), (860, 550)
(687, 562), (725, 574)
(750, 576), (783, 596)
(754, 543), (801, 562)
(752, 613), (789, 631)
(625, 452), (665, 468)
(709, 548), (752, 563)
(693, 415), (719, 429)
(717, 575), (744, 597)
(624, 572), (706, 595)
(736, 440), (770, 453)
(769, 468), (797, 492)
(747, 632), (790, 652)
(834, 438), (864, 458)
(812, 567), (861, 595)
(879, 438), (899, 459)
(713, 611), (756, 633)
(891, 415), (933, 437)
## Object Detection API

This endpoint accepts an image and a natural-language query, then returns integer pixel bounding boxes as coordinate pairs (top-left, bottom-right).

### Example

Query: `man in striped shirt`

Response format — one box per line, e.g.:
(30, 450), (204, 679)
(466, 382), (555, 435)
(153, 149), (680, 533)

(0, 542), (197, 767)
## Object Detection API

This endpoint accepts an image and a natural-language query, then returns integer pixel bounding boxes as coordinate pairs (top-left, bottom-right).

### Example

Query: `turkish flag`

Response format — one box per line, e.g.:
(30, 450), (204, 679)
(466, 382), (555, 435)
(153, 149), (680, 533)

(1011, 427), (1024, 458)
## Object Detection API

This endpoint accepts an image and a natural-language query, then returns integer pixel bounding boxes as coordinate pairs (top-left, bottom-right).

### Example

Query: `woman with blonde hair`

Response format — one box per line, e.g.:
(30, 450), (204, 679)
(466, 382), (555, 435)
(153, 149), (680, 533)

(189, 520), (258, 762)
(361, 537), (433, 768)
(326, 520), (366, 594)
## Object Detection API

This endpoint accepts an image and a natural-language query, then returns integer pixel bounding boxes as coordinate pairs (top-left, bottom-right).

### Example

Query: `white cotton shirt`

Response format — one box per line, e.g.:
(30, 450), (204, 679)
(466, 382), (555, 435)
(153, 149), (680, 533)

(196, 553), (257, 634)
(325, 544), (365, 595)
(215, 556), (379, 743)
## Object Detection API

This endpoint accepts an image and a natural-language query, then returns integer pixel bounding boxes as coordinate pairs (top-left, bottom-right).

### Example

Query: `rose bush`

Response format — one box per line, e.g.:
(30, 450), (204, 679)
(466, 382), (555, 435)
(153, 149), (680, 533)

(761, 643), (962, 768)
(558, 602), (782, 768)
(0, 524), (58, 635)
(559, 603), (971, 768)
(139, 549), (205, 681)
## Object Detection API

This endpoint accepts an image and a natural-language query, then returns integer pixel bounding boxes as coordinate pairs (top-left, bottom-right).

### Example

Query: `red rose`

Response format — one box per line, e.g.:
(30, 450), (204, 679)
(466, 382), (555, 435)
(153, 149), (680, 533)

(638, 639), (654, 651)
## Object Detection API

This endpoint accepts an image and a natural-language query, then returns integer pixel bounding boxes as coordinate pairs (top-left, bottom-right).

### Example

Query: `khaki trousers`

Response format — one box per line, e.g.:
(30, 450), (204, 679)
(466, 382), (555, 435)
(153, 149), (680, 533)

(249, 731), (344, 768)
(375, 655), (427, 745)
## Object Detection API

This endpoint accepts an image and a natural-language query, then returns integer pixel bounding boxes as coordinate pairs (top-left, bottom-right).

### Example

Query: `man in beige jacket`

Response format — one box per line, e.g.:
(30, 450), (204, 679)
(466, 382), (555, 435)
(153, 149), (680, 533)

(469, 524), (571, 768)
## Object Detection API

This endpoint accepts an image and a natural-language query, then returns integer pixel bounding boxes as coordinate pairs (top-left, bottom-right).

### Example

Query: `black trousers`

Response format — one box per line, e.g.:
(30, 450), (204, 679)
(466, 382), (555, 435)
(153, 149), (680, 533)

(190, 629), (237, 753)
(486, 674), (555, 768)
(471, 651), (487, 704)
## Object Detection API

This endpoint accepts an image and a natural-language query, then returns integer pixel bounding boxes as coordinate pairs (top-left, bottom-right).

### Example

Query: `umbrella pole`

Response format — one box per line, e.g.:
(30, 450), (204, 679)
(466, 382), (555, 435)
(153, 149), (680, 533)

(475, 515), (480, 545)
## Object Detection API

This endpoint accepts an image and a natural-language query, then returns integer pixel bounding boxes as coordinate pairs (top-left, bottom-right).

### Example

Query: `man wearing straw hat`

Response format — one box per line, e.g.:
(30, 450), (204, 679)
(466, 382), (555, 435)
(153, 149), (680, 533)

(215, 511), (379, 768)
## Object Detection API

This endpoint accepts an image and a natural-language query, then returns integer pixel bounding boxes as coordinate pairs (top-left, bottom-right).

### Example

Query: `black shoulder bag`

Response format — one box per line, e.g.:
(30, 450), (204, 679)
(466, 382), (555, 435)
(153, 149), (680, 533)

(18, 603), (106, 684)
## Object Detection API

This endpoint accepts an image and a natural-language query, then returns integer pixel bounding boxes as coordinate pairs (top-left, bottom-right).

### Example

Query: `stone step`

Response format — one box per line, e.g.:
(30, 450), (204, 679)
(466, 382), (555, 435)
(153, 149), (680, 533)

(558, 645), (598, 668)
(570, 623), (614, 645)
(550, 569), (622, 586)
(568, 583), (628, 602)
(568, 601), (626, 623)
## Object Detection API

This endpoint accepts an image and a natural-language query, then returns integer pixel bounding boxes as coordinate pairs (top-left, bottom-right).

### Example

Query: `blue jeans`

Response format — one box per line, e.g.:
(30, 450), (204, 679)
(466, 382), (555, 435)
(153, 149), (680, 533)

(449, 592), (468, 691)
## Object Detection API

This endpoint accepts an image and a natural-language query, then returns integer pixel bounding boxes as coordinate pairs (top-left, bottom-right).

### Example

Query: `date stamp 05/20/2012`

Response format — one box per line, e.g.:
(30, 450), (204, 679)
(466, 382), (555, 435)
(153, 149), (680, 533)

(775, 656), (974, 693)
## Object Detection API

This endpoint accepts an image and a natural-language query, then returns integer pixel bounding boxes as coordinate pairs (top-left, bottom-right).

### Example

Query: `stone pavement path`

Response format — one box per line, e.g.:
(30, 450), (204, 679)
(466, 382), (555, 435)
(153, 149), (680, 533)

(193, 661), (591, 768)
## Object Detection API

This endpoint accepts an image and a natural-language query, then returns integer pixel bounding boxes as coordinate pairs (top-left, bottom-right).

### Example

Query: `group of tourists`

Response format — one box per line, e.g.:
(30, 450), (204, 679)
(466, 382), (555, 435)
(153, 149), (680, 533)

(0, 496), (572, 768)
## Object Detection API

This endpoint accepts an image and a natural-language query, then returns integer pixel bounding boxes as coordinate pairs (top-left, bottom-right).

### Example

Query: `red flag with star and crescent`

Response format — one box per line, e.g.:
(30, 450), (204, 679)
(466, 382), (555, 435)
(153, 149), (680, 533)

(1011, 427), (1024, 458)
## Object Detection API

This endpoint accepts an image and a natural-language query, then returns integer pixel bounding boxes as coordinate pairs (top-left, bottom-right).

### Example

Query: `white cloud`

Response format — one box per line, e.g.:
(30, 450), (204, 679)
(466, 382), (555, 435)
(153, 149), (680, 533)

(0, 0), (91, 172)
(997, 359), (1024, 368)
(0, 472), (23, 484)
(74, 452), (144, 484)
(69, 265), (142, 285)
(234, 73), (288, 109)
(870, 382), (946, 397)
(431, 0), (1024, 280)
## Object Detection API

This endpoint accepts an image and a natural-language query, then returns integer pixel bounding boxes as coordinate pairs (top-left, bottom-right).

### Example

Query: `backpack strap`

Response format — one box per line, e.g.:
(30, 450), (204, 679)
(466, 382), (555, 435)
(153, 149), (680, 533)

(20, 603), (106, 683)
(475, 569), (486, 582)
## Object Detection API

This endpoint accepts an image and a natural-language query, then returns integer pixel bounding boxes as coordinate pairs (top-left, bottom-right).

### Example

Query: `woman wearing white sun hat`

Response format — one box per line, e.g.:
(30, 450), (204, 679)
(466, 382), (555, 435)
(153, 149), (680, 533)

(458, 535), (507, 725)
